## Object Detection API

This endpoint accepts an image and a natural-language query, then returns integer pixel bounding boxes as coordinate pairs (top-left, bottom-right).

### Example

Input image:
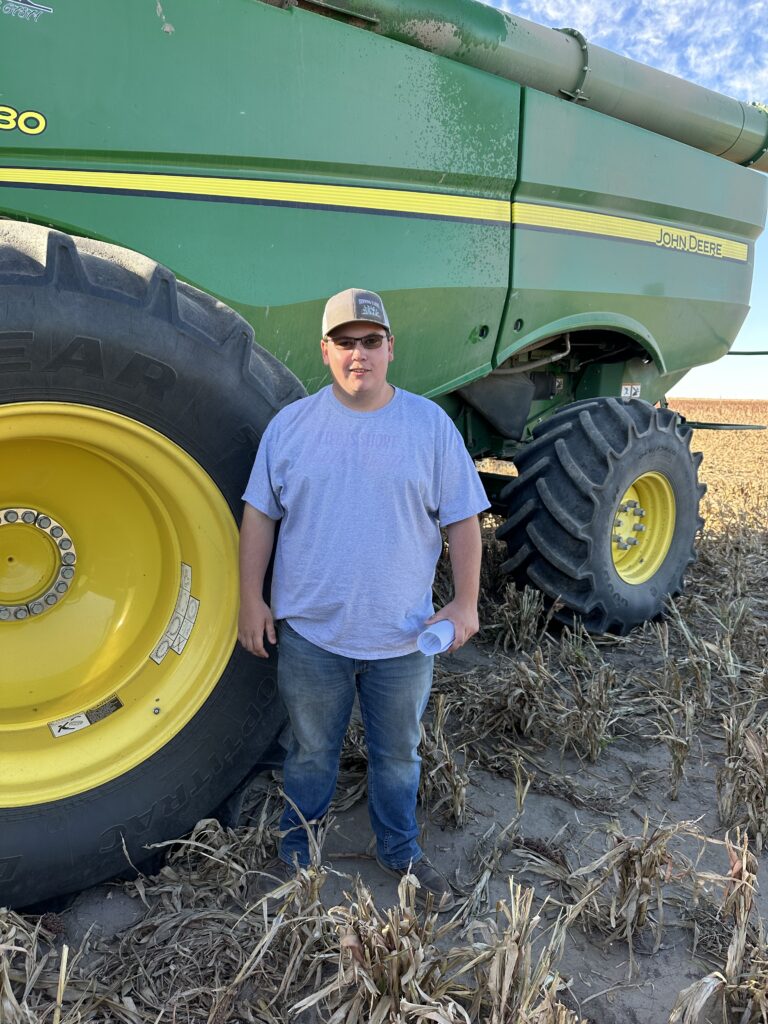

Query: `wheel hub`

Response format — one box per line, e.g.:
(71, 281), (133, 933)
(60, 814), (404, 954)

(611, 472), (675, 584)
(1, 402), (238, 808)
(0, 508), (76, 620)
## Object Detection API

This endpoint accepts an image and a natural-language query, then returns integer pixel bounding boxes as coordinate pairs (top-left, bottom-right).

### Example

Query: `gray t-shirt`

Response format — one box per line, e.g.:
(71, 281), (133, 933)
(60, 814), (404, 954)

(242, 386), (490, 658)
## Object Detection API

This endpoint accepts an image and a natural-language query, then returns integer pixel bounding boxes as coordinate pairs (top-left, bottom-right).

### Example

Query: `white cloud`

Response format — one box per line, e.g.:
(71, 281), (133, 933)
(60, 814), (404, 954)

(491, 0), (768, 102)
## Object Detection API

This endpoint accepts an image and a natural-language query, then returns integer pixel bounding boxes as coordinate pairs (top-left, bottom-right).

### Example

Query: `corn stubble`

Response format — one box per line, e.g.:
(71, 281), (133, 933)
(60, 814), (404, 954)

(670, 831), (768, 1024)
(1, 848), (580, 1023)
(291, 876), (581, 1024)
(507, 815), (701, 980)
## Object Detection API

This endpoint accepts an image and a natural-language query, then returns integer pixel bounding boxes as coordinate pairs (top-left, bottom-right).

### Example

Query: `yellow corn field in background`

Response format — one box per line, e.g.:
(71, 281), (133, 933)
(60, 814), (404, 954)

(674, 399), (768, 523)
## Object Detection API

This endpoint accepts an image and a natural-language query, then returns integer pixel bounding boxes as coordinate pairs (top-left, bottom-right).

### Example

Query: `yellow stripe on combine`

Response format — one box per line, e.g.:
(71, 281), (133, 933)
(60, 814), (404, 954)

(0, 168), (749, 260)
(511, 201), (749, 262)
(0, 167), (510, 224)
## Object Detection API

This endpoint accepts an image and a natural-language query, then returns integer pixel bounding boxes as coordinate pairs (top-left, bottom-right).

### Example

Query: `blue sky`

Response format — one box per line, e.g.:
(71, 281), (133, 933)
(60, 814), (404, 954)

(488, 0), (768, 399)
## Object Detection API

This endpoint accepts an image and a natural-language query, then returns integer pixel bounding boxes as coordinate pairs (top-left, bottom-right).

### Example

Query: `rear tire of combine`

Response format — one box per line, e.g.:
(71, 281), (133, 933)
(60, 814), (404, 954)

(496, 397), (705, 634)
(0, 223), (304, 908)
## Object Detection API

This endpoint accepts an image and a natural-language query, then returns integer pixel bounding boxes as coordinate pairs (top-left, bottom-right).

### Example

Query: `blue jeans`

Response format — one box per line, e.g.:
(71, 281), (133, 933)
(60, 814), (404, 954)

(276, 621), (434, 869)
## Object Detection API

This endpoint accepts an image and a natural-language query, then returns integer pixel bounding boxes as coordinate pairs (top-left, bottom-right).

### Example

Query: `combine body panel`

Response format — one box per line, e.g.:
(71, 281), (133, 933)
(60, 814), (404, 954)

(1, 1), (765, 412)
(0, 0), (765, 907)
(1, 1), (518, 398)
(343, 0), (768, 170)
(501, 90), (765, 400)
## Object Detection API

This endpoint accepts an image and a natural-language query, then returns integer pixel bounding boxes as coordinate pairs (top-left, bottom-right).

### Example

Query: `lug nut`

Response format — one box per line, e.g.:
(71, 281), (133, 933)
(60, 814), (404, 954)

(1, 508), (77, 623)
(633, 523), (646, 532)
(634, 508), (646, 518)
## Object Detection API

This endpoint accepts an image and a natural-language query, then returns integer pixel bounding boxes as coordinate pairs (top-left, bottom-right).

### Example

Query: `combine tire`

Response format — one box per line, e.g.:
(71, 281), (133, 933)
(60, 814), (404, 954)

(496, 397), (705, 634)
(0, 223), (304, 908)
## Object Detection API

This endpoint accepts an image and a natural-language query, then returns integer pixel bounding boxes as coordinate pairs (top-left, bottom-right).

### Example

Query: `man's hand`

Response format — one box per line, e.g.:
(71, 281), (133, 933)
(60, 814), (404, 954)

(238, 596), (276, 658)
(425, 600), (479, 652)
(430, 515), (483, 652)
(239, 504), (278, 658)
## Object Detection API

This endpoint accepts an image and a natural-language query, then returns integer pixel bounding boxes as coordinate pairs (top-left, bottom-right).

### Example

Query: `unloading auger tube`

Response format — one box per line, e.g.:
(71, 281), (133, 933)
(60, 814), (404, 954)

(340, 0), (768, 171)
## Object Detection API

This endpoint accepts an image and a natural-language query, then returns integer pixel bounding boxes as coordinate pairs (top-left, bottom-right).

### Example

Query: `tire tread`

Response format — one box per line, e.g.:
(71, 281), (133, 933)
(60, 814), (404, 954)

(496, 397), (704, 634)
(0, 221), (305, 412)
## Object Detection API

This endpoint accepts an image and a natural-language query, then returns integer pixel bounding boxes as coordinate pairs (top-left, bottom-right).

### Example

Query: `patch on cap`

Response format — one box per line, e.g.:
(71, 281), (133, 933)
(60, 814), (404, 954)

(323, 288), (390, 335)
(354, 291), (386, 324)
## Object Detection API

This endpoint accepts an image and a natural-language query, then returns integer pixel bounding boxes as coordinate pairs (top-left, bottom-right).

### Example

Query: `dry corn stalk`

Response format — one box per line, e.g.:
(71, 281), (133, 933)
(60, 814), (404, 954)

(465, 816), (528, 918)
(510, 817), (693, 978)
(435, 654), (556, 757)
(717, 710), (768, 850)
(294, 875), (582, 1024)
(578, 817), (681, 975)
(560, 662), (618, 762)
(0, 910), (94, 1024)
(721, 829), (759, 986)
(555, 621), (604, 673)
(464, 881), (575, 1024)
(419, 694), (469, 828)
(664, 602), (714, 710)
(650, 699), (696, 800)
(668, 972), (727, 1024)
(669, 831), (766, 1024)
(292, 873), (473, 1022)
(492, 583), (548, 653)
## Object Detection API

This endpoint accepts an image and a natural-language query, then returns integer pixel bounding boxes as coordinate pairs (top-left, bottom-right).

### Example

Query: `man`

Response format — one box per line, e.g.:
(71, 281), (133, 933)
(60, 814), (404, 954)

(238, 288), (489, 908)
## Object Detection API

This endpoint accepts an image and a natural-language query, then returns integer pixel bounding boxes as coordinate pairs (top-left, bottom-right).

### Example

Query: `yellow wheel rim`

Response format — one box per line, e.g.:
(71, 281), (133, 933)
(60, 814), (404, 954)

(0, 403), (239, 807)
(611, 471), (676, 585)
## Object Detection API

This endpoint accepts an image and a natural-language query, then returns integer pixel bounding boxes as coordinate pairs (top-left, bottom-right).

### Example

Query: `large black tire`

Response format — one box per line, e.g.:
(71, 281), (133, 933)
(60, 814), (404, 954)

(496, 397), (705, 634)
(0, 223), (304, 908)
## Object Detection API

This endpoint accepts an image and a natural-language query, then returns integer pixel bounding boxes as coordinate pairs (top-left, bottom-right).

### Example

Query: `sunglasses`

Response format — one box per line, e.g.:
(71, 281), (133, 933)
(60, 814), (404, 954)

(326, 333), (389, 350)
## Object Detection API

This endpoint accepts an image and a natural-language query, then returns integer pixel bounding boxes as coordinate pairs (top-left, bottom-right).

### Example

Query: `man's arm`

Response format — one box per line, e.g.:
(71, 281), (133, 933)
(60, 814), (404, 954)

(238, 503), (278, 658)
(426, 514), (482, 652)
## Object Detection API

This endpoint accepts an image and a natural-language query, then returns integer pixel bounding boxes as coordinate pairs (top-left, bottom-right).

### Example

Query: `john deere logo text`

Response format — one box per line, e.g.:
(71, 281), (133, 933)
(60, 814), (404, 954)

(654, 228), (723, 258)
(2, 0), (52, 21)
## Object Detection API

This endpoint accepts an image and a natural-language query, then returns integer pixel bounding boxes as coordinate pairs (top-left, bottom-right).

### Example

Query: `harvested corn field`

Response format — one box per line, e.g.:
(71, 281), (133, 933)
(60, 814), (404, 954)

(2, 400), (767, 1024)
(675, 398), (768, 501)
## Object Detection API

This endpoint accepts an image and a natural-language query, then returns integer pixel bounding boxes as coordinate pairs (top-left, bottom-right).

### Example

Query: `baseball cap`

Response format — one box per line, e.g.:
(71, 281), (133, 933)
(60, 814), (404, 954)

(322, 288), (390, 335)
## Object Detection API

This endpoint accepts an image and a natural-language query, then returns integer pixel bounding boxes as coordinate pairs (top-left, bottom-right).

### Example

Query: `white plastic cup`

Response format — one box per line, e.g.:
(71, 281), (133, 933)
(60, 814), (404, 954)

(417, 619), (455, 655)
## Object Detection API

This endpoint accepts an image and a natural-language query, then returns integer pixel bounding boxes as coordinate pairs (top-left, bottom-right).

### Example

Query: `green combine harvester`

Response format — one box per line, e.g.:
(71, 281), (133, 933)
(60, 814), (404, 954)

(1, 0), (766, 907)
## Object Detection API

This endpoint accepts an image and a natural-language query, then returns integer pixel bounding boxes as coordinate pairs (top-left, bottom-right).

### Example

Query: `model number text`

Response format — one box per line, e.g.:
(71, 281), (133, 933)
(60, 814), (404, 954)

(0, 105), (46, 136)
